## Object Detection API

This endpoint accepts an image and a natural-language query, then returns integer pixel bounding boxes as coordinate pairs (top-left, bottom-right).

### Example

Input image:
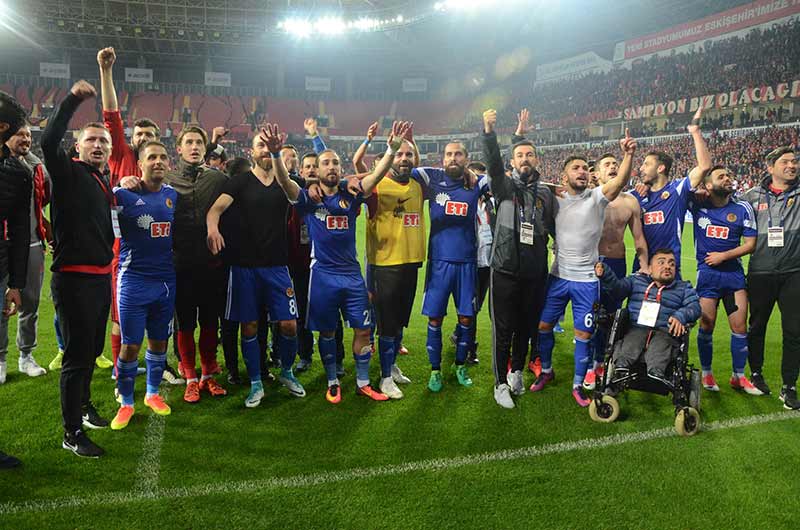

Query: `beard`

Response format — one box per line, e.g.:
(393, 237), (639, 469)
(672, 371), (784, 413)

(517, 163), (533, 182)
(392, 163), (412, 181)
(445, 163), (465, 179)
(255, 157), (273, 171)
(712, 186), (733, 198)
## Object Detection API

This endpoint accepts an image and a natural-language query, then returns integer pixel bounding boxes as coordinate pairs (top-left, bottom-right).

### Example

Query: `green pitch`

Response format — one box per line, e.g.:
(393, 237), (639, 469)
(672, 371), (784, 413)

(0, 225), (798, 529)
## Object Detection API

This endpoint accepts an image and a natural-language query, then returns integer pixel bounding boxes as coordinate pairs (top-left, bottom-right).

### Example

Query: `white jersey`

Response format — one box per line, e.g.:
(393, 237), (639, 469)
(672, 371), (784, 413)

(551, 186), (609, 282)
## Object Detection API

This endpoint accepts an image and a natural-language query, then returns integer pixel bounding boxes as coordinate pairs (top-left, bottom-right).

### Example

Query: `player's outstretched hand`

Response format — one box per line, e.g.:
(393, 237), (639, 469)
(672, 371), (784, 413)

(260, 124), (285, 154)
(687, 106), (703, 134)
(70, 80), (97, 101)
(207, 230), (225, 255)
(303, 117), (318, 137)
(515, 108), (530, 136)
(620, 128), (637, 154)
(388, 121), (411, 151)
(483, 109), (497, 134)
(366, 121), (379, 142)
(403, 122), (414, 142)
(211, 126), (229, 143)
(668, 316), (686, 337)
(594, 262), (605, 278)
(97, 47), (116, 70)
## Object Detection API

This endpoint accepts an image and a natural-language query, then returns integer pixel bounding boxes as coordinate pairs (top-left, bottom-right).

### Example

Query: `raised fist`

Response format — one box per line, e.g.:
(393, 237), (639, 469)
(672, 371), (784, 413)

(70, 80), (97, 101)
(483, 109), (497, 134)
(97, 47), (116, 70)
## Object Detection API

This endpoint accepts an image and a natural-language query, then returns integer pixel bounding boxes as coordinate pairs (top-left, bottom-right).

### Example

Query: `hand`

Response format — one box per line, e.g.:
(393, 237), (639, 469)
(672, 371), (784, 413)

(638, 264), (651, 275)
(687, 106), (703, 134)
(307, 183), (323, 203)
(3, 288), (21, 317)
(483, 109), (497, 134)
(303, 117), (318, 137)
(515, 108), (530, 136)
(403, 122), (414, 142)
(464, 168), (478, 190)
(366, 121), (379, 142)
(97, 47), (116, 70)
(667, 316), (686, 337)
(260, 123), (285, 154)
(211, 126), (229, 143)
(207, 230), (225, 255)
(387, 121), (411, 151)
(119, 175), (142, 190)
(346, 176), (362, 196)
(634, 182), (650, 196)
(70, 80), (97, 101)
(594, 262), (605, 278)
(620, 128), (637, 155)
(704, 252), (727, 267)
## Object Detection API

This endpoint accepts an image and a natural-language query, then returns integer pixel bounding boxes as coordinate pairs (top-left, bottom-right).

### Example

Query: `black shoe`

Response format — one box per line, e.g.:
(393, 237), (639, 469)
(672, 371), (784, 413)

(262, 372), (275, 383)
(466, 350), (479, 365)
(647, 370), (670, 386)
(62, 430), (104, 458)
(780, 386), (800, 410)
(81, 402), (109, 430)
(295, 358), (312, 373)
(227, 372), (242, 385)
(750, 373), (772, 395)
(0, 451), (21, 469)
(613, 367), (629, 381)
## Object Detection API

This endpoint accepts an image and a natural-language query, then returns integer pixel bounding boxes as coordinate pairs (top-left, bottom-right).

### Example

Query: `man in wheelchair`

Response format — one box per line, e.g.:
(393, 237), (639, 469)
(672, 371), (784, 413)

(595, 248), (701, 386)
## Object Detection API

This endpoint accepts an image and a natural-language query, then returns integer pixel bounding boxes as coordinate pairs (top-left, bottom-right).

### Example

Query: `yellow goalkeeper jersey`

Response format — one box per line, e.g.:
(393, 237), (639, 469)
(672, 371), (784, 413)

(366, 176), (426, 266)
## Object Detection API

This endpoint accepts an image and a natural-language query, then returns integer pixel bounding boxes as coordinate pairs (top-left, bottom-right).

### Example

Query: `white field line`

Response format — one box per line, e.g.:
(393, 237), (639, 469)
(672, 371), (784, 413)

(133, 408), (166, 494)
(1, 410), (797, 517)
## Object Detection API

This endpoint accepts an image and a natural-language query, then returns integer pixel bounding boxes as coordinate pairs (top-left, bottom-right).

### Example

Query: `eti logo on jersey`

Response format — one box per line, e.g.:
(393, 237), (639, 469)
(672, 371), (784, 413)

(150, 222), (171, 238)
(705, 225), (730, 239)
(403, 213), (420, 227)
(326, 216), (349, 230)
(643, 211), (665, 225)
(445, 201), (468, 216)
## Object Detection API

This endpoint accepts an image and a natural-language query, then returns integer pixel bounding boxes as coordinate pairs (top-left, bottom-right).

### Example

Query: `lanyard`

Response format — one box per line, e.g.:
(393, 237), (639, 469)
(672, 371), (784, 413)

(516, 184), (537, 225)
(766, 190), (789, 229)
(643, 281), (666, 303)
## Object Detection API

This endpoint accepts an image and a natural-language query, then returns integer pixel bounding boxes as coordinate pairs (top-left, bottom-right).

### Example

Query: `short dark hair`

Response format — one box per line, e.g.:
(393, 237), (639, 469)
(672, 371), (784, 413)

(704, 164), (727, 183)
(317, 148), (339, 160)
(138, 140), (168, 156)
(79, 122), (109, 139)
(467, 161), (486, 173)
(562, 155), (588, 170)
(511, 140), (536, 157)
(0, 90), (27, 142)
(597, 153), (616, 165)
(766, 146), (796, 166)
(300, 152), (318, 166)
(133, 118), (161, 138)
(445, 140), (468, 157)
(177, 126), (208, 146)
(281, 144), (298, 156)
(650, 247), (675, 262)
(646, 150), (673, 176)
(226, 157), (252, 177)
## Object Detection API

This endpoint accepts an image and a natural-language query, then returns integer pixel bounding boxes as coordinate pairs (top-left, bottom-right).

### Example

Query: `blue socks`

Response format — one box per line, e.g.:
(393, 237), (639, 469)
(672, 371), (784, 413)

(241, 335), (261, 384)
(378, 336), (395, 379)
(116, 358), (139, 406)
(426, 324), (442, 371)
(353, 347), (371, 387)
(455, 323), (472, 365)
(276, 333), (298, 373)
(538, 330), (555, 371)
(731, 333), (748, 375)
(697, 329), (714, 371)
(144, 350), (166, 397)
(319, 336), (338, 384)
(573, 337), (591, 387)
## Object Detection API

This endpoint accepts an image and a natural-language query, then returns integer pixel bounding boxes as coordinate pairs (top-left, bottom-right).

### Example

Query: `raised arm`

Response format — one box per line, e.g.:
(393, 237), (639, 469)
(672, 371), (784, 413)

(353, 121), (378, 174)
(628, 197), (649, 273)
(687, 106), (712, 189)
(264, 123), (301, 202)
(304, 117), (327, 154)
(42, 81), (97, 178)
(482, 108), (511, 199)
(602, 129), (637, 202)
(360, 121), (411, 196)
(595, 261), (635, 302)
(97, 47), (118, 112)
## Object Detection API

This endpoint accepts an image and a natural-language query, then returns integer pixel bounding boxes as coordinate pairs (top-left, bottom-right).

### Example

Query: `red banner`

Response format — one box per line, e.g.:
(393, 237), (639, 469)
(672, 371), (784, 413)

(620, 0), (800, 60)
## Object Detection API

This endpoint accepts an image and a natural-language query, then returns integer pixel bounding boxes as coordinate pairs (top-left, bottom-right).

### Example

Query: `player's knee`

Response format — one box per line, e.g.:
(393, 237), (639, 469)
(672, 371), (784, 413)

(120, 343), (140, 360)
(278, 320), (297, 337)
(575, 330), (592, 341)
(428, 318), (442, 328)
(241, 321), (258, 337)
(700, 315), (716, 332)
(320, 331), (335, 339)
(354, 328), (370, 341)
(539, 321), (554, 332)
(457, 315), (472, 327)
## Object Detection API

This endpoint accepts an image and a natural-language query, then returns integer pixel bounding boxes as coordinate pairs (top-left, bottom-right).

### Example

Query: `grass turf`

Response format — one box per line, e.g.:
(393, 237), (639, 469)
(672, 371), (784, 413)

(0, 223), (797, 529)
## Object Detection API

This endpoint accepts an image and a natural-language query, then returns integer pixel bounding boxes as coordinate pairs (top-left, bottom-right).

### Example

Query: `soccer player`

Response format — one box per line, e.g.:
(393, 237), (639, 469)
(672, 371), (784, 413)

(741, 147), (800, 408)
(272, 121), (410, 403)
(97, 47), (166, 376)
(535, 131), (636, 407)
(206, 129), (306, 408)
(632, 107), (711, 275)
(412, 141), (488, 392)
(690, 165), (759, 394)
(110, 141), (178, 429)
(583, 151), (649, 390)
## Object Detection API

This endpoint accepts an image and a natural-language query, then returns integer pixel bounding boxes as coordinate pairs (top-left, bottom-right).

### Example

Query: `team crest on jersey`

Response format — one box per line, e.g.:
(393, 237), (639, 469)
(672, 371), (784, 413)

(286, 287), (294, 298)
(788, 198), (796, 208)
(726, 213), (737, 222)
(435, 192), (451, 206)
(315, 207), (330, 221)
(137, 214), (155, 230)
(536, 199), (543, 210)
(661, 191), (670, 200)
(338, 198), (350, 210)
(166, 198), (173, 208)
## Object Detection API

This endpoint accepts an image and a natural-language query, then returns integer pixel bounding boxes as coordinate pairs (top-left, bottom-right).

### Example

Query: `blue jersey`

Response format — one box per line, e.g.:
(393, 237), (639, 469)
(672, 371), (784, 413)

(690, 197), (757, 273)
(114, 185), (177, 281)
(632, 176), (692, 264)
(411, 167), (488, 263)
(294, 188), (364, 275)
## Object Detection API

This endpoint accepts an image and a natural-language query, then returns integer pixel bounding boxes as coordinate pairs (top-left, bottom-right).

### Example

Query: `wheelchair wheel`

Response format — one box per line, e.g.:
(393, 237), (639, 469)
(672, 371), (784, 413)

(689, 370), (702, 410)
(674, 407), (701, 437)
(589, 395), (620, 423)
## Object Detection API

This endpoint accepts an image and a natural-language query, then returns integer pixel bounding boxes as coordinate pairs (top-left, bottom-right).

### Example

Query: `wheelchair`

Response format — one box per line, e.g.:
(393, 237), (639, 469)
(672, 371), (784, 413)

(589, 306), (703, 436)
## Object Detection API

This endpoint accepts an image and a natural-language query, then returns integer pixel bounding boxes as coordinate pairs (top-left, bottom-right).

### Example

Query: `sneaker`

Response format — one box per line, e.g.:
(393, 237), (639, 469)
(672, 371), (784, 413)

(94, 354), (113, 369)
(507, 370), (525, 396)
(583, 369), (597, 391)
(81, 402), (109, 429)
(178, 363), (186, 378)
(49, 351), (64, 371)
(466, 351), (479, 365)
(144, 394), (171, 416)
(428, 370), (443, 392)
(380, 377), (404, 399)
(572, 386), (591, 407)
(702, 373), (720, 391)
(453, 364), (473, 387)
(295, 358), (312, 373)
(326, 384), (342, 404)
(0, 361), (5, 384)
(554, 323), (565, 334)
(528, 356), (542, 377)
(0, 451), (21, 469)
(161, 365), (185, 386)
(184, 381), (201, 403)
(779, 386), (800, 410)
(391, 364), (411, 384)
(647, 370), (670, 386)
(245, 382), (265, 408)
(494, 383), (515, 409)
(114, 387), (122, 404)
(730, 375), (764, 396)
(227, 372), (242, 385)
(62, 430), (104, 458)
(110, 405), (135, 430)
(199, 378), (227, 397)
(18, 356), (46, 377)
(398, 345), (409, 356)
(530, 370), (555, 392)
(356, 384), (389, 401)
(750, 373), (771, 395)
(336, 362), (345, 378)
(279, 371), (306, 398)
(596, 365), (605, 381)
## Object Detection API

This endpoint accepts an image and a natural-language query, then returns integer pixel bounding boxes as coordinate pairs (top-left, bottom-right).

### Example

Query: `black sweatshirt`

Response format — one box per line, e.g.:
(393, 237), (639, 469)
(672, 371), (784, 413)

(41, 93), (115, 273)
(0, 145), (32, 288)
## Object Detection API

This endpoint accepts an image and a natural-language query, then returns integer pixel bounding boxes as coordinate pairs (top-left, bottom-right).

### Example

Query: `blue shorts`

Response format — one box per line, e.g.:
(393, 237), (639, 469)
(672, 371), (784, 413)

(539, 275), (599, 333)
(307, 269), (371, 331)
(696, 268), (746, 299)
(117, 277), (176, 345)
(422, 260), (476, 318)
(225, 266), (298, 323)
(599, 257), (627, 312)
